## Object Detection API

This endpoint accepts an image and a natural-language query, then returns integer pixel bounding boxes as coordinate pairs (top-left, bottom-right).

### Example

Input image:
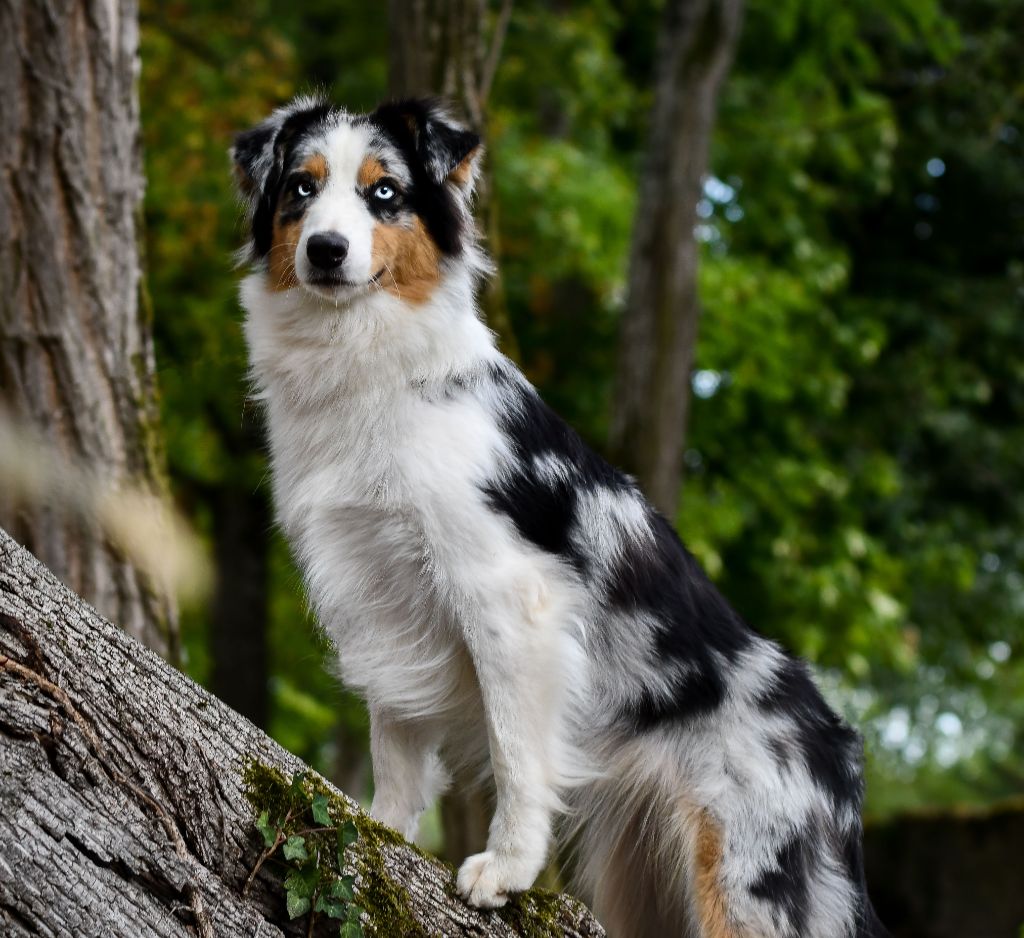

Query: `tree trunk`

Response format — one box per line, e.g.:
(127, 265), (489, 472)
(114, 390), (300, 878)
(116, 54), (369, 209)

(608, 0), (743, 518)
(0, 527), (604, 937)
(388, 0), (519, 361)
(210, 481), (270, 730)
(0, 0), (177, 657)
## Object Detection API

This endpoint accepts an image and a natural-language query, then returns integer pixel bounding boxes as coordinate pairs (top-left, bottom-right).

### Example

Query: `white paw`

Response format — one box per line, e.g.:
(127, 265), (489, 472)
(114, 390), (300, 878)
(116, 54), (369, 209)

(456, 850), (539, 909)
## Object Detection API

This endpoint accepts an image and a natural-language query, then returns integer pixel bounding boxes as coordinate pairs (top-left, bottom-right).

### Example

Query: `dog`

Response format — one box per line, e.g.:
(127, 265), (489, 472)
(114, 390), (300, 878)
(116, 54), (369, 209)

(232, 94), (888, 938)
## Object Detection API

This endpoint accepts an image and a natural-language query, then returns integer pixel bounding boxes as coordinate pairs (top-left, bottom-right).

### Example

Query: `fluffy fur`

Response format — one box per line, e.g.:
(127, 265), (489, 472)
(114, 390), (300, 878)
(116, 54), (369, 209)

(233, 94), (888, 938)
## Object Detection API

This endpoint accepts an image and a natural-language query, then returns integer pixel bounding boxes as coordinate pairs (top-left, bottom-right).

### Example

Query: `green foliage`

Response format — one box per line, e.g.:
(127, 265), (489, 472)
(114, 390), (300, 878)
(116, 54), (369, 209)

(144, 0), (1024, 827)
(244, 765), (365, 936)
(244, 761), (433, 936)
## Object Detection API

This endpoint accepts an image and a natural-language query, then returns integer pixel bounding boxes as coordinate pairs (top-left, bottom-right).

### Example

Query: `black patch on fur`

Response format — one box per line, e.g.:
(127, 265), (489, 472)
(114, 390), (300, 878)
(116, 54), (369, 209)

(757, 657), (863, 810)
(473, 360), (756, 731)
(367, 99), (478, 256)
(478, 360), (633, 574)
(750, 834), (812, 936)
(609, 512), (754, 729)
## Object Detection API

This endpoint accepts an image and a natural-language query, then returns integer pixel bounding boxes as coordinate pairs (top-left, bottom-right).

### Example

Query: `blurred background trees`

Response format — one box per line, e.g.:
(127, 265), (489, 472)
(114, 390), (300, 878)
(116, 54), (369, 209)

(128, 0), (1022, 928)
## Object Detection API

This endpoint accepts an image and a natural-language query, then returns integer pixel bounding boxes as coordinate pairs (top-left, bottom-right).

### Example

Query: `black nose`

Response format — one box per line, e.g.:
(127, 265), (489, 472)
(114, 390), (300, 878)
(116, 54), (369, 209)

(306, 232), (349, 270)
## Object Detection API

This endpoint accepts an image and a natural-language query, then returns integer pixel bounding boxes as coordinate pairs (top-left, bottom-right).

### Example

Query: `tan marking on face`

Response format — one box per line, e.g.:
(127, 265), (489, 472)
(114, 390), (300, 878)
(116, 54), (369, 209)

(266, 153), (329, 291)
(693, 809), (739, 938)
(371, 217), (441, 304)
(268, 212), (302, 291)
(303, 152), (329, 183)
(357, 156), (387, 188)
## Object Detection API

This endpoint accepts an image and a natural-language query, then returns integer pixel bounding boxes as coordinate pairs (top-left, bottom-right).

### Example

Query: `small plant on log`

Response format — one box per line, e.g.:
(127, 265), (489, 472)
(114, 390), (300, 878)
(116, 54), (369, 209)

(244, 765), (365, 937)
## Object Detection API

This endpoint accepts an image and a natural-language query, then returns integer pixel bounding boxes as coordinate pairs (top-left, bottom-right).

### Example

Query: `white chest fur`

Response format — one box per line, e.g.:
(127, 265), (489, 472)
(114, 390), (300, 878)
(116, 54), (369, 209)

(242, 272), (515, 721)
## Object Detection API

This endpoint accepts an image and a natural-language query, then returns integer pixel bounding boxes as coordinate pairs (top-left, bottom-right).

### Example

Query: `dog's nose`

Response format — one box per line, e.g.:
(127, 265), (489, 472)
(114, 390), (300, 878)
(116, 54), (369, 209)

(306, 232), (349, 270)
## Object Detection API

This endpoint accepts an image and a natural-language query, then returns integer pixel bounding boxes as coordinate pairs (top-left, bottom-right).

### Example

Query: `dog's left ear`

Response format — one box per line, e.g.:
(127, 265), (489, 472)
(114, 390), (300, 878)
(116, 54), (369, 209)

(375, 99), (482, 190)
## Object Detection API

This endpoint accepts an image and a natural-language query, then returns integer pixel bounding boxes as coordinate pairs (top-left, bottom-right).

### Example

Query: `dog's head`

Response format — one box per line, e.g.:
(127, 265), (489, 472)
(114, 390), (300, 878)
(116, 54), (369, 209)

(232, 96), (481, 304)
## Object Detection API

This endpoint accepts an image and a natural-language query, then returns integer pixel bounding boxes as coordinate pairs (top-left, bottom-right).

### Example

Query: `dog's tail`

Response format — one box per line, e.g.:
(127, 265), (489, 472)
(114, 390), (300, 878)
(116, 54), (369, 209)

(566, 740), (889, 938)
(565, 752), (706, 938)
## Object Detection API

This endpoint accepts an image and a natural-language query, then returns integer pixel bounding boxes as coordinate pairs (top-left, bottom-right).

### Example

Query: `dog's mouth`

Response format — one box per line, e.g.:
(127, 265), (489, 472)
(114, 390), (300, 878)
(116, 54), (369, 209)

(303, 268), (387, 297)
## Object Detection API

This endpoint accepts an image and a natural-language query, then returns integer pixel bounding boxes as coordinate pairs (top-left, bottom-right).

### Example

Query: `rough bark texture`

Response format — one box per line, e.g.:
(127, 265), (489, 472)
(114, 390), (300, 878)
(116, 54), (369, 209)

(388, 0), (519, 362)
(608, 0), (743, 518)
(0, 527), (604, 938)
(0, 0), (176, 658)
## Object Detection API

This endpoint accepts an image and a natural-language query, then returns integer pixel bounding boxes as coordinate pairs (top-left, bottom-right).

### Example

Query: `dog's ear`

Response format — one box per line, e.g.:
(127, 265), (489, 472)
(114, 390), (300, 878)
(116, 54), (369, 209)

(231, 96), (333, 199)
(374, 99), (482, 190)
(231, 115), (283, 199)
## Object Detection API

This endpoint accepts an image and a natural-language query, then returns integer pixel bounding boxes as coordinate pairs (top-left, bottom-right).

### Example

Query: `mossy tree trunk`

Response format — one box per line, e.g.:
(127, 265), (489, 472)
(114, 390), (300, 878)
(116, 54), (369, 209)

(0, 0), (177, 657)
(0, 527), (604, 938)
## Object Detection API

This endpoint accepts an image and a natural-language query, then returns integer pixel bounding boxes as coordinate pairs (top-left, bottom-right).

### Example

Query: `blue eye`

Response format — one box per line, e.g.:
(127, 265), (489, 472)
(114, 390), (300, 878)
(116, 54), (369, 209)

(373, 183), (396, 201)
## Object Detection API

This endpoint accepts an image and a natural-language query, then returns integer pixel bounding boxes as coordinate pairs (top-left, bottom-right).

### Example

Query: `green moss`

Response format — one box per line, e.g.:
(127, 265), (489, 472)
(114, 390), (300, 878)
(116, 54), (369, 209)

(497, 889), (571, 938)
(241, 758), (428, 937)
(239, 759), (579, 937)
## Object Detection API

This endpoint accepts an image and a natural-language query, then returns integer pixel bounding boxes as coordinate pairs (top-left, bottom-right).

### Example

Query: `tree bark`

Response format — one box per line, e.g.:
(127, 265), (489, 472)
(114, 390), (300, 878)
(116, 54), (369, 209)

(0, 527), (604, 938)
(388, 0), (519, 361)
(0, 0), (177, 657)
(608, 0), (743, 518)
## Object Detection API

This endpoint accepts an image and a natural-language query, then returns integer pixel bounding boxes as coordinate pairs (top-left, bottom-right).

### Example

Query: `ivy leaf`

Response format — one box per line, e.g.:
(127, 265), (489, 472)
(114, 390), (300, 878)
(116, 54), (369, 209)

(315, 894), (347, 919)
(255, 811), (277, 848)
(283, 835), (308, 861)
(285, 866), (318, 899)
(329, 875), (356, 902)
(339, 918), (363, 938)
(311, 793), (331, 826)
(342, 820), (359, 846)
(286, 891), (311, 920)
(290, 771), (310, 801)
(336, 821), (358, 867)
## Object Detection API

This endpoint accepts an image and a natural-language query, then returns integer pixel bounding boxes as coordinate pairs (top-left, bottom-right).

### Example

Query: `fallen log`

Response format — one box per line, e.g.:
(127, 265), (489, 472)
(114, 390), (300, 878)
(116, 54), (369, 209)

(0, 528), (604, 937)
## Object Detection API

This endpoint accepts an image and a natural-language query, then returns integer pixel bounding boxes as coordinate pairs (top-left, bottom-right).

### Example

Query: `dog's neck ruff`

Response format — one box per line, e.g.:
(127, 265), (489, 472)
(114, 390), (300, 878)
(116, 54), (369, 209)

(242, 260), (496, 403)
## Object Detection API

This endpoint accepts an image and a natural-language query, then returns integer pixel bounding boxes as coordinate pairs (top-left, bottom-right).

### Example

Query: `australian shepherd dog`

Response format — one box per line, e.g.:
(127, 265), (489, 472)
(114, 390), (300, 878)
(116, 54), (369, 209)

(233, 95), (887, 938)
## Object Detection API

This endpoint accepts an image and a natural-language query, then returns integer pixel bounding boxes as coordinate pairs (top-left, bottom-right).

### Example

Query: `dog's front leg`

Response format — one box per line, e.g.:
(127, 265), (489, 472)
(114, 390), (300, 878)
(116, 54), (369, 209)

(455, 597), (563, 908)
(368, 707), (447, 843)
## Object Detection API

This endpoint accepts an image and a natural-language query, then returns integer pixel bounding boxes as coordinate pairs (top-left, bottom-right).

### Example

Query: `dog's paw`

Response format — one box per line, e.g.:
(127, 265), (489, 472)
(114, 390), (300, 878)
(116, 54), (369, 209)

(456, 850), (538, 909)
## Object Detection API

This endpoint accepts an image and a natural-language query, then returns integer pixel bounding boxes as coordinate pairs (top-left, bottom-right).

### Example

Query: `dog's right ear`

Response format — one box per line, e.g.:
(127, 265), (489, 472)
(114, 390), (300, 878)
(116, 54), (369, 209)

(231, 116), (283, 200)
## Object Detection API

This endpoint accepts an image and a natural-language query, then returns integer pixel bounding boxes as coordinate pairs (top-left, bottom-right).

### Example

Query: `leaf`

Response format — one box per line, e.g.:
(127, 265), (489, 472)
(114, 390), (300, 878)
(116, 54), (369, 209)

(311, 793), (331, 826)
(315, 895), (346, 919)
(290, 770), (310, 800)
(286, 891), (311, 920)
(285, 866), (318, 899)
(336, 820), (358, 867)
(329, 875), (356, 902)
(282, 835), (308, 861)
(255, 811), (277, 848)
(341, 820), (359, 846)
(339, 918), (363, 938)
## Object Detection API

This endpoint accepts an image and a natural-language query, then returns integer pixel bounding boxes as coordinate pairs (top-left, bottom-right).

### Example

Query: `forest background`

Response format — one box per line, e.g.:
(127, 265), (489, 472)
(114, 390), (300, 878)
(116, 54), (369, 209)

(5, 0), (1019, 933)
